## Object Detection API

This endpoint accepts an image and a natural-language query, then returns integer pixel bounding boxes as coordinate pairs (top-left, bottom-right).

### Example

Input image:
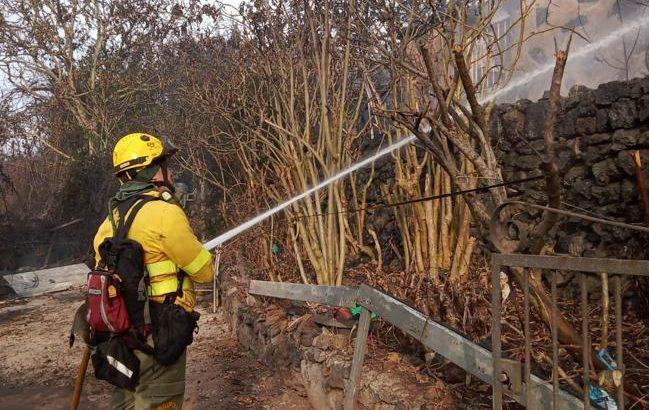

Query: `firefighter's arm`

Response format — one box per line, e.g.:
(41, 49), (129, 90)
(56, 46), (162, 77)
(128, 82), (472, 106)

(160, 204), (214, 283)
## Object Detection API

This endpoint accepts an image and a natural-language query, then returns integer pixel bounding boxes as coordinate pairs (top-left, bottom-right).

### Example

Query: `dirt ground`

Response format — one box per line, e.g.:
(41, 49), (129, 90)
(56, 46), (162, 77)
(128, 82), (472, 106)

(0, 287), (310, 409)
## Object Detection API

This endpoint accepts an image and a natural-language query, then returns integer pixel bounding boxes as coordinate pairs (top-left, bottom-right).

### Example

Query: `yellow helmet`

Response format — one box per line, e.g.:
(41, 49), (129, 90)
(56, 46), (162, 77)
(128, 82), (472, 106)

(112, 132), (177, 175)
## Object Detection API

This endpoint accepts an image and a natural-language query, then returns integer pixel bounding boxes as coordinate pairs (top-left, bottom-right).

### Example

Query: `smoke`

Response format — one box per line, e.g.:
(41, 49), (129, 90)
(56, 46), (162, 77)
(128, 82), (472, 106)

(497, 0), (649, 102)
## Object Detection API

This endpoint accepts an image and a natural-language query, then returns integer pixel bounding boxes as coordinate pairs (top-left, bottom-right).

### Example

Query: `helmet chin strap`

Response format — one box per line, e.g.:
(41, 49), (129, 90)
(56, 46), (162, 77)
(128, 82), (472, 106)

(157, 160), (176, 193)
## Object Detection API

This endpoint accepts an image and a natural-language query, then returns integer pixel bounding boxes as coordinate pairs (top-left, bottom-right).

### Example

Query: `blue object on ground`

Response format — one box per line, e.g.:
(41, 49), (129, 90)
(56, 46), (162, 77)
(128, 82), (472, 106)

(597, 348), (617, 371)
(589, 386), (618, 410)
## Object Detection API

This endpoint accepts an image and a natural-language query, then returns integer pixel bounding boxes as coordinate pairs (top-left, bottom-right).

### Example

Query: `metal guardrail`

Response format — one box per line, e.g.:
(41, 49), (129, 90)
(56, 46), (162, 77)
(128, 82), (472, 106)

(491, 254), (649, 410)
(248, 279), (583, 409)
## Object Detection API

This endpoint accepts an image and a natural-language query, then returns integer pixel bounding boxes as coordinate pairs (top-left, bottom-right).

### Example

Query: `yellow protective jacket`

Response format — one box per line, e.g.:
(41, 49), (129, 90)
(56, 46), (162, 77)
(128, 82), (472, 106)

(93, 191), (213, 312)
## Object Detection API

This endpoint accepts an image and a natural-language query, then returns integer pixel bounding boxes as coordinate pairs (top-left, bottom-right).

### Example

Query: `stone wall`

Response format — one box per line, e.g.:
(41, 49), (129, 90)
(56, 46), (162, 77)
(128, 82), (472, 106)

(490, 76), (649, 257)
(351, 76), (649, 269)
(219, 281), (455, 409)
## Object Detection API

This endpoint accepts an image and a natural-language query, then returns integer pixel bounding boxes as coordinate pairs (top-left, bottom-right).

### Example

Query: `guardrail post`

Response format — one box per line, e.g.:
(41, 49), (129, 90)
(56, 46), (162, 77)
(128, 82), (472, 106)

(212, 247), (222, 313)
(344, 307), (371, 410)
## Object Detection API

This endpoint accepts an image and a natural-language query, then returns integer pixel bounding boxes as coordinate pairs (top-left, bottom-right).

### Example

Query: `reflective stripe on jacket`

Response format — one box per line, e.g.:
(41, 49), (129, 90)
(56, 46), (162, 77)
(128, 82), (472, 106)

(93, 191), (214, 311)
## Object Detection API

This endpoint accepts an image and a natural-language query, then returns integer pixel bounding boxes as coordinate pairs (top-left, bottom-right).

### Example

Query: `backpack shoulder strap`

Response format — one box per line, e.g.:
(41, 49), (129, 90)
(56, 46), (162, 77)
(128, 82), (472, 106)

(108, 194), (141, 233)
(114, 196), (158, 240)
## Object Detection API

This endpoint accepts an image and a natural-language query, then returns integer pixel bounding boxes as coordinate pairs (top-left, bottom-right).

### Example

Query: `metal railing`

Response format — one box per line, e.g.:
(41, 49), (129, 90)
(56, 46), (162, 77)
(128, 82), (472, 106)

(194, 246), (222, 313)
(491, 254), (649, 409)
(247, 279), (583, 409)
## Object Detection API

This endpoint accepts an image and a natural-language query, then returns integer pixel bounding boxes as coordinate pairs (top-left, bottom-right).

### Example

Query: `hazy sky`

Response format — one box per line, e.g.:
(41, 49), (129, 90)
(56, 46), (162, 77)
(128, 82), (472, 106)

(218, 0), (243, 12)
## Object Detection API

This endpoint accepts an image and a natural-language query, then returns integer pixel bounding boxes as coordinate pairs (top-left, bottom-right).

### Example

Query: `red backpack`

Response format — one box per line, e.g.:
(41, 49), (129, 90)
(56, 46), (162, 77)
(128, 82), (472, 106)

(86, 270), (130, 333)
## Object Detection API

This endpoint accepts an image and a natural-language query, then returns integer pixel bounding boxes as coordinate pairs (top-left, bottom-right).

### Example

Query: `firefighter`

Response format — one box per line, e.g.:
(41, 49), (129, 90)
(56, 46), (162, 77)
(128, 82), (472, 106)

(93, 132), (213, 409)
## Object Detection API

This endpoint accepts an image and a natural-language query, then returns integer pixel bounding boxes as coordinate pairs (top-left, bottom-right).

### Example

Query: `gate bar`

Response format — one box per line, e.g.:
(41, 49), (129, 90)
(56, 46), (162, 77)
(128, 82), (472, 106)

(580, 274), (590, 410)
(552, 270), (559, 408)
(614, 276), (625, 408)
(524, 269), (532, 408)
(492, 254), (649, 276)
(491, 259), (503, 409)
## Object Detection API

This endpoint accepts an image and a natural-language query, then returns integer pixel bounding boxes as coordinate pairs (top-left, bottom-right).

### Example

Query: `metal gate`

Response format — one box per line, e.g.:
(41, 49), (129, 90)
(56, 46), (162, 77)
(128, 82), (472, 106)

(489, 200), (649, 409)
(491, 254), (649, 409)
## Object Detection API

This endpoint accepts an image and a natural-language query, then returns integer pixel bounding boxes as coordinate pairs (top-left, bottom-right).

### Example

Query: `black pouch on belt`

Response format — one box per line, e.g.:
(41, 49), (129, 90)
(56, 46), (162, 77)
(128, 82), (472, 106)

(149, 274), (200, 366)
(150, 301), (199, 365)
(91, 336), (140, 391)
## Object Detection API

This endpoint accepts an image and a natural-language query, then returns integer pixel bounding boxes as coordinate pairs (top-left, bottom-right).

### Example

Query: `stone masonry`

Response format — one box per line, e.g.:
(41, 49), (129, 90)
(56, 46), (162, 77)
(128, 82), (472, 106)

(490, 76), (649, 258)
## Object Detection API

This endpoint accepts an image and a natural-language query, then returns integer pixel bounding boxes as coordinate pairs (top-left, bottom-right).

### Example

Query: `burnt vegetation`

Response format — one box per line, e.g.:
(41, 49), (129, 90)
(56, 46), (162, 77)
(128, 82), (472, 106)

(2, 0), (649, 405)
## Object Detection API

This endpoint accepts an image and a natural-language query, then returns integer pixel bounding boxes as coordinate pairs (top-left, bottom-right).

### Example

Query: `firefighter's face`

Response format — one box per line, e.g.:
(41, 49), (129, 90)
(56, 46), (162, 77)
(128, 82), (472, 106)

(152, 166), (174, 184)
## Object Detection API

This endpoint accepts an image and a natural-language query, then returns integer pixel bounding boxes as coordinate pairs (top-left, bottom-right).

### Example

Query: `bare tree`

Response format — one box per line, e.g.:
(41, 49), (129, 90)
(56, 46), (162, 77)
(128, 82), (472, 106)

(359, 0), (589, 363)
(0, 0), (216, 154)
